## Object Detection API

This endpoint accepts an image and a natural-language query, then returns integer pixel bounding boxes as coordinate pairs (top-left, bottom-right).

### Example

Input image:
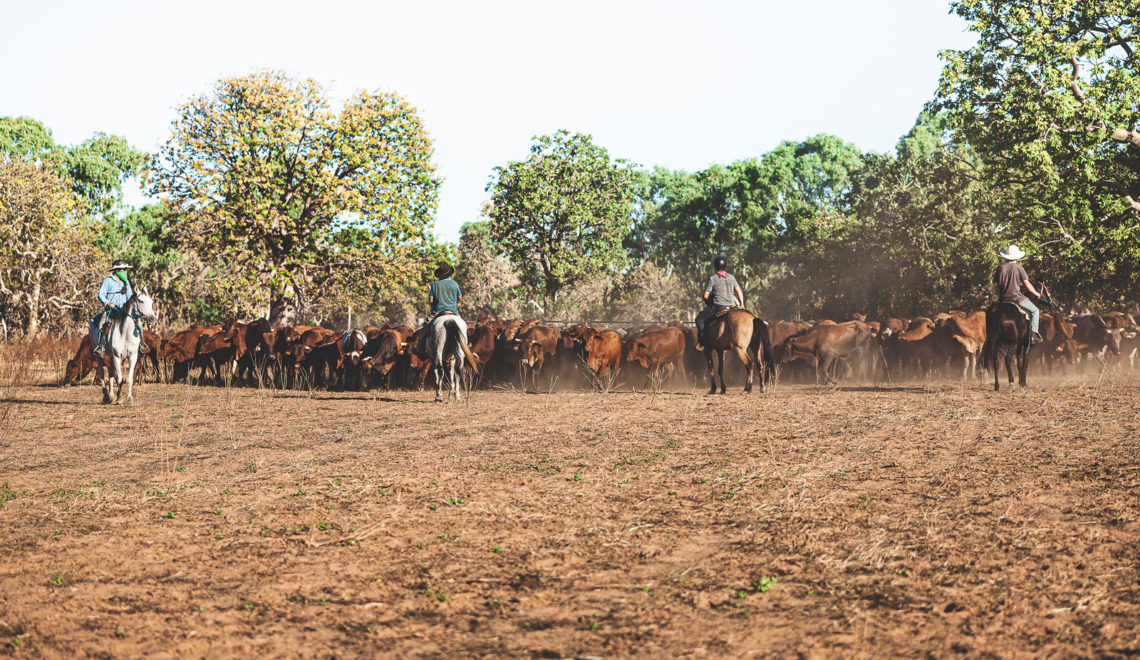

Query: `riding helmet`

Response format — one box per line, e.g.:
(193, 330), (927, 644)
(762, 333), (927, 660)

(712, 255), (727, 270)
(110, 259), (133, 272)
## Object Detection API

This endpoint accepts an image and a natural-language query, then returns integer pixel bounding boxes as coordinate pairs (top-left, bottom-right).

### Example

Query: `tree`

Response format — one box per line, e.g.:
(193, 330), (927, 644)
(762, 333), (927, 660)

(0, 158), (98, 338)
(630, 135), (862, 309)
(148, 70), (442, 324)
(932, 0), (1140, 305)
(455, 220), (523, 318)
(0, 117), (144, 214)
(486, 130), (637, 311)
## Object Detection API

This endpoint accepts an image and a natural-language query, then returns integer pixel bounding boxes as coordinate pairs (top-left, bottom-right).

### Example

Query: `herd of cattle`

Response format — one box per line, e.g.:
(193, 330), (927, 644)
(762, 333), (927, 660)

(61, 309), (1140, 391)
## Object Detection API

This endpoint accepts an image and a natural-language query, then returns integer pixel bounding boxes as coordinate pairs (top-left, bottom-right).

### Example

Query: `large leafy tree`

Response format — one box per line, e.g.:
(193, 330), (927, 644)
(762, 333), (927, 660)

(630, 135), (862, 308)
(0, 117), (144, 215)
(486, 130), (637, 312)
(0, 158), (98, 338)
(148, 70), (442, 324)
(933, 0), (1140, 305)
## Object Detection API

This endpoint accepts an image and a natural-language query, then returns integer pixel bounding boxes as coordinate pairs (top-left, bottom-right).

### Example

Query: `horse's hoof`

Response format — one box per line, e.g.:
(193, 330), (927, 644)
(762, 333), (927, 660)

(124, 399), (134, 407)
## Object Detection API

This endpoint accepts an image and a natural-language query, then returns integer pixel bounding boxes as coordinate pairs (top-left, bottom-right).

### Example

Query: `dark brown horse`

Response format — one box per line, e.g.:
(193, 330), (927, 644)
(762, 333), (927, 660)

(981, 302), (1031, 390)
(702, 309), (774, 394)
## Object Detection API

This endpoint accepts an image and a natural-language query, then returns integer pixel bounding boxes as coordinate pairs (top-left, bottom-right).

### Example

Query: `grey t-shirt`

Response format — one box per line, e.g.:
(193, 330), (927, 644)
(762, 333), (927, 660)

(995, 261), (1029, 302)
(705, 273), (739, 307)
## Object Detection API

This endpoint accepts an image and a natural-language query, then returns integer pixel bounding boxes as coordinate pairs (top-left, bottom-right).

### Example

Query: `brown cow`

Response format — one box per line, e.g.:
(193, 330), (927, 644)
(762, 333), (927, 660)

(785, 321), (873, 384)
(582, 328), (622, 386)
(624, 326), (686, 389)
(938, 311), (986, 380)
(465, 323), (497, 375)
(1031, 313), (1074, 374)
(158, 325), (221, 383)
(363, 326), (412, 387)
(882, 321), (937, 380)
(516, 324), (561, 389)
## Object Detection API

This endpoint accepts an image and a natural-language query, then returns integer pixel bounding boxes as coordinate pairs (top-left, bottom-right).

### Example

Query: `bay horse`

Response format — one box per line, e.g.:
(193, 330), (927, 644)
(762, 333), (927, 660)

(702, 309), (775, 394)
(96, 287), (158, 405)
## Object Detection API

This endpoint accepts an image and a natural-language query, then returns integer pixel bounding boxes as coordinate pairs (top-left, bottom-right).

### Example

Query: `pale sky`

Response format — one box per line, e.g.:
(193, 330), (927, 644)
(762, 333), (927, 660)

(0, 0), (975, 241)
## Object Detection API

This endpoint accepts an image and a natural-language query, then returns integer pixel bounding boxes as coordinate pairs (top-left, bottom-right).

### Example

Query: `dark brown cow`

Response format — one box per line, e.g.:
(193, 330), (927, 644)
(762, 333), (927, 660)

(465, 323), (497, 375)
(582, 328), (622, 385)
(1073, 314), (1123, 366)
(769, 321), (811, 364)
(64, 331), (160, 386)
(784, 321), (873, 383)
(292, 327), (337, 387)
(882, 321), (937, 380)
(363, 327), (412, 387)
(624, 326), (686, 388)
(1031, 313), (1075, 374)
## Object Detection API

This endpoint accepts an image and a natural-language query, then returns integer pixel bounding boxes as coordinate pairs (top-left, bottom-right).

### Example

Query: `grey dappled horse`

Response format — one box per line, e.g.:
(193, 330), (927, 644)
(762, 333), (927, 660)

(96, 287), (158, 405)
(428, 315), (479, 402)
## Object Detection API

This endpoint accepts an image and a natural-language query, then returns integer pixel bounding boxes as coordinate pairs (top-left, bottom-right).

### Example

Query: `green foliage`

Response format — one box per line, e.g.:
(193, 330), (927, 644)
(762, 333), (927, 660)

(933, 0), (1140, 306)
(148, 70), (443, 319)
(487, 130), (637, 310)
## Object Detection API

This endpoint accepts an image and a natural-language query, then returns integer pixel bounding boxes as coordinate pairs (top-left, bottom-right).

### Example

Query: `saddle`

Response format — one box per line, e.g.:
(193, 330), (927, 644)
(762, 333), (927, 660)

(995, 300), (1032, 323)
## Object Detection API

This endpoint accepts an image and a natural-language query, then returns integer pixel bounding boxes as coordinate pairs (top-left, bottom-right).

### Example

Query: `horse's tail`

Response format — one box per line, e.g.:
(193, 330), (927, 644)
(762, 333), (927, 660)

(751, 317), (775, 382)
(980, 305), (999, 371)
(446, 320), (481, 374)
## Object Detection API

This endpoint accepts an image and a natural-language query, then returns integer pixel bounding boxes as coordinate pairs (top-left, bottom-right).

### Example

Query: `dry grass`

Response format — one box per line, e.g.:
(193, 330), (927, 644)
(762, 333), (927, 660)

(0, 355), (1138, 656)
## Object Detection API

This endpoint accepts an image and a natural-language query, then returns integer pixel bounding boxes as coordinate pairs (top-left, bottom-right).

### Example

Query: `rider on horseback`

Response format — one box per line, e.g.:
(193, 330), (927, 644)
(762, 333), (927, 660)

(415, 261), (463, 356)
(90, 259), (134, 356)
(694, 255), (744, 351)
(995, 245), (1043, 345)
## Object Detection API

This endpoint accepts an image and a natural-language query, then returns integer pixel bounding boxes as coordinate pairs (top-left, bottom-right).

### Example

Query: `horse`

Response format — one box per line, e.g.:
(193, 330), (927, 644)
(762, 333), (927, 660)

(702, 309), (774, 394)
(428, 314), (480, 402)
(96, 287), (158, 405)
(981, 284), (1056, 391)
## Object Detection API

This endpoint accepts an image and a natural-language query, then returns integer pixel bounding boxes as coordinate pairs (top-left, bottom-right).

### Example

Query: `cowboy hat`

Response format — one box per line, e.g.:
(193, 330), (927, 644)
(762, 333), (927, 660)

(999, 245), (1026, 261)
(434, 262), (454, 279)
(110, 259), (134, 272)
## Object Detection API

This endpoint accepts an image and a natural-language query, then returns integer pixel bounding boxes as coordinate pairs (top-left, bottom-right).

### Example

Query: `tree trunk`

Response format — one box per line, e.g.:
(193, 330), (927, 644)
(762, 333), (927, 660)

(269, 293), (297, 329)
(24, 279), (42, 340)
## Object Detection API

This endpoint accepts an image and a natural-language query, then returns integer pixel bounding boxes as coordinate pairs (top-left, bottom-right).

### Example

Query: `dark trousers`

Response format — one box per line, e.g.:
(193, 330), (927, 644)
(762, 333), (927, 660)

(695, 305), (726, 341)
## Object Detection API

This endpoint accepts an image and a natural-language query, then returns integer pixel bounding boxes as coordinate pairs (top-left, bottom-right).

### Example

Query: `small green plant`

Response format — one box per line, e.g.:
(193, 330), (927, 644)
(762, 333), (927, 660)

(213, 509), (223, 515)
(752, 576), (778, 593)
(421, 584), (452, 602)
(318, 523), (330, 531)
(491, 545), (502, 553)
(340, 540), (355, 546)
(163, 512), (175, 519)
(53, 529), (62, 536)
(295, 489), (306, 496)
(50, 575), (62, 585)
(215, 534), (224, 540)
(174, 465), (185, 472)
(698, 477), (707, 484)
(223, 489), (232, 495)
(572, 473), (582, 482)
(319, 598), (329, 605)
(640, 584), (651, 592)
(114, 628), (131, 638)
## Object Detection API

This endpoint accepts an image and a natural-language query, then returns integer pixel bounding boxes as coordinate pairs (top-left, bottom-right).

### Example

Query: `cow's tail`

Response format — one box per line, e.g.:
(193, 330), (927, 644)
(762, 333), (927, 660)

(446, 320), (481, 374)
(751, 317), (775, 383)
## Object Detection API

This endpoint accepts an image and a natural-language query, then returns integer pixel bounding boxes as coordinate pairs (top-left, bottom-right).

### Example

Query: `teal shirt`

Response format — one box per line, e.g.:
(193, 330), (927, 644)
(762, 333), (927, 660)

(429, 278), (461, 314)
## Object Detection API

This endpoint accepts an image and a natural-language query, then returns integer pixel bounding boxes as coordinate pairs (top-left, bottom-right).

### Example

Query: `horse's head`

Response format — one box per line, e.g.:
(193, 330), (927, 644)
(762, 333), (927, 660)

(132, 286), (159, 324)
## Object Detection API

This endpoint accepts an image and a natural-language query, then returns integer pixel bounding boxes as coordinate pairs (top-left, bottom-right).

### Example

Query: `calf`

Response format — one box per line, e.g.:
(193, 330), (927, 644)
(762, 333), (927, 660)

(516, 324), (561, 388)
(1073, 314), (1122, 368)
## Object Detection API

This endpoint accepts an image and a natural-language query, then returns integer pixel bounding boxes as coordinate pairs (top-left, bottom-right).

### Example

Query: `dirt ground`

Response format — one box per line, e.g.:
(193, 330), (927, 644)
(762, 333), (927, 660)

(1, 371), (1138, 658)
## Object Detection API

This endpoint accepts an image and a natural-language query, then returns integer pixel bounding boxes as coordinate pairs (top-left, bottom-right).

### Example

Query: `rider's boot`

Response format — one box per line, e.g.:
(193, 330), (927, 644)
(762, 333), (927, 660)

(1031, 332), (1043, 345)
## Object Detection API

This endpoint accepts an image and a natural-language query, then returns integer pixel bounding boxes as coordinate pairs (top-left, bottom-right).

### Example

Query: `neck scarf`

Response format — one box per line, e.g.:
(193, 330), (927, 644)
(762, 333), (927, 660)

(715, 270), (727, 278)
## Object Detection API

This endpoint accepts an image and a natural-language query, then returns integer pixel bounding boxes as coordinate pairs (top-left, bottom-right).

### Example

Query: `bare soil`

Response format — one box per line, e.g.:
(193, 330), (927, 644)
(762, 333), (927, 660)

(1, 374), (1138, 658)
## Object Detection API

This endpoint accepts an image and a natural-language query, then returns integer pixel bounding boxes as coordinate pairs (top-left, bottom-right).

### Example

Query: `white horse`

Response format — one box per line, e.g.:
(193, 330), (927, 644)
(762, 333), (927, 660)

(428, 314), (480, 402)
(96, 287), (158, 405)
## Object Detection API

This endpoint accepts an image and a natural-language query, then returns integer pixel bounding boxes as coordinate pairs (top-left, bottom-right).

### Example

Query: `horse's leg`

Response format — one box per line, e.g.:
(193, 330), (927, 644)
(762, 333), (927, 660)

(705, 349), (716, 394)
(452, 355), (462, 401)
(98, 360), (112, 404)
(1005, 349), (1015, 385)
(1018, 344), (1029, 387)
(717, 349), (727, 395)
(125, 352), (138, 405)
(734, 345), (753, 393)
(434, 363), (445, 402)
(112, 355), (125, 404)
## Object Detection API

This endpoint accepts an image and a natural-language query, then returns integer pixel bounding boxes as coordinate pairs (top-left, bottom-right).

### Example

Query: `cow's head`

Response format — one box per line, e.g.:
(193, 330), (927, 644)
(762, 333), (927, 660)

(1107, 328), (1124, 355)
(625, 338), (649, 369)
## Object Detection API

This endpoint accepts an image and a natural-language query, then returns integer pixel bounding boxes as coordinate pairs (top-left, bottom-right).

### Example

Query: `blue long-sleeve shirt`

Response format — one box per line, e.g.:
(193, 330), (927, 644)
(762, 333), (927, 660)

(97, 276), (132, 308)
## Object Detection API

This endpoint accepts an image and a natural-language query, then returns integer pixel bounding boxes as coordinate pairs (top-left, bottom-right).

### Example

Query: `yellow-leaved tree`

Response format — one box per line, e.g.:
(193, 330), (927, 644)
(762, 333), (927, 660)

(148, 71), (443, 326)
